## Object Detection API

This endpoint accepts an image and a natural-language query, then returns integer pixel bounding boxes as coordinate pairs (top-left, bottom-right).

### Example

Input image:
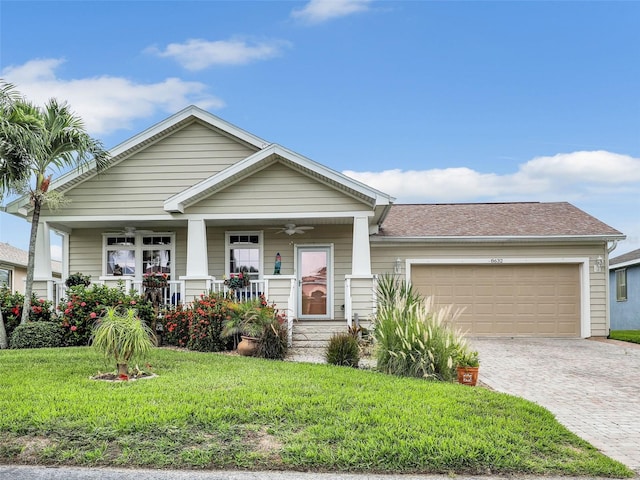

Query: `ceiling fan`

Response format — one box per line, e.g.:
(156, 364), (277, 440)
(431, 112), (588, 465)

(109, 226), (154, 236)
(273, 223), (314, 235)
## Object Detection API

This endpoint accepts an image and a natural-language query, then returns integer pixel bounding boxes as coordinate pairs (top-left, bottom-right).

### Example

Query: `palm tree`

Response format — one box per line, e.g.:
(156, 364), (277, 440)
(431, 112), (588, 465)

(0, 81), (40, 347)
(0, 81), (110, 324)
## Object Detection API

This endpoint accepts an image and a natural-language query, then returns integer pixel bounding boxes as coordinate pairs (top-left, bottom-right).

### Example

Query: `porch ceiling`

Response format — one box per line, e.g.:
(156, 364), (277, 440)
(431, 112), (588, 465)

(45, 216), (356, 234)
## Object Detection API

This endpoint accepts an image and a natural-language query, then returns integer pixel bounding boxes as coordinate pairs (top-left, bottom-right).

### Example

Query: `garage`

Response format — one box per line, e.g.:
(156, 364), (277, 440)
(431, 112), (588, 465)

(410, 263), (581, 337)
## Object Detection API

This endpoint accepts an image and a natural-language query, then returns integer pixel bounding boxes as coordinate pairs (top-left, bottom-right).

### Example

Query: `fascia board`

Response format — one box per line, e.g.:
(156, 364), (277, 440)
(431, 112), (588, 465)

(272, 144), (395, 205)
(609, 259), (640, 269)
(371, 234), (627, 244)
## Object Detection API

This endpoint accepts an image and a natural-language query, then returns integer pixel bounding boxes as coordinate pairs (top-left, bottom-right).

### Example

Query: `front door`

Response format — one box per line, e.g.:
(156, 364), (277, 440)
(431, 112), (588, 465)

(297, 246), (332, 319)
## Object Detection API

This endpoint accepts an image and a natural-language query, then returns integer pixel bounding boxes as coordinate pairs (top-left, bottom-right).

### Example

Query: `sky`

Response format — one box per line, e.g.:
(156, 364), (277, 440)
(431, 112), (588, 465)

(0, 0), (639, 261)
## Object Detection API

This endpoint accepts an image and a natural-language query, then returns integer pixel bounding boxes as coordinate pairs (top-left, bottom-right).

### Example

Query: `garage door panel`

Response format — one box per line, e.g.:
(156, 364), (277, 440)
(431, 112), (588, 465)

(411, 264), (580, 337)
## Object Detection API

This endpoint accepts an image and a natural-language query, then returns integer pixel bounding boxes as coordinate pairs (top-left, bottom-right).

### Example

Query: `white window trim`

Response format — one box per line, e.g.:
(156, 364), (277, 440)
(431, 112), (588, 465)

(0, 266), (13, 290)
(616, 268), (627, 302)
(102, 232), (175, 280)
(225, 231), (264, 279)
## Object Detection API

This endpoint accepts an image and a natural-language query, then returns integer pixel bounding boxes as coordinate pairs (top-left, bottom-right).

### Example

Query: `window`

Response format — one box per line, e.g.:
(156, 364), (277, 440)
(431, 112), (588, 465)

(0, 268), (11, 289)
(104, 233), (173, 279)
(616, 269), (627, 302)
(226, 232), (262, 282)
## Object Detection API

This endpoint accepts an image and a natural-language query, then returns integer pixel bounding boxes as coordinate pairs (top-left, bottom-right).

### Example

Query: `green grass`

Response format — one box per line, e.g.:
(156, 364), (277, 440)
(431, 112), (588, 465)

(0, 347), (633, 476)
(609, 330), (640, 344)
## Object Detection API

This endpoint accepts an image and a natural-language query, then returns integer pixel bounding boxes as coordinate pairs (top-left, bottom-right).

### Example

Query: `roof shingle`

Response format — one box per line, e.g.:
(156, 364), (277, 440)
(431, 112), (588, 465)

(377, 202), (623, 238)
(610, 248), (640, 266)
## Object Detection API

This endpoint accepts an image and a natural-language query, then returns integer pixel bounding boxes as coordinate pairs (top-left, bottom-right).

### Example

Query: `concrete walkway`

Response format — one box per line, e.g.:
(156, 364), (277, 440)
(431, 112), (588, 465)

(471, 338), (640, 473)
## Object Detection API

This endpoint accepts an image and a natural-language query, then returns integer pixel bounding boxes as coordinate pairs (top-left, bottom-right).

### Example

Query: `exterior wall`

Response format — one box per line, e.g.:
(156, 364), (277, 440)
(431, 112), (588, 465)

(609, 265), (640, 330)
(10, 267), (27, 294)
(371, 241), (610, 336)
(186, 162), (368, 215)
(40, 122), (258, 218)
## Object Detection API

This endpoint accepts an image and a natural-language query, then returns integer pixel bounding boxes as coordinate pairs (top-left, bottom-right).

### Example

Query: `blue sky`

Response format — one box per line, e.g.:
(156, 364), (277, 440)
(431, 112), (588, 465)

(1, 0), (639, 259)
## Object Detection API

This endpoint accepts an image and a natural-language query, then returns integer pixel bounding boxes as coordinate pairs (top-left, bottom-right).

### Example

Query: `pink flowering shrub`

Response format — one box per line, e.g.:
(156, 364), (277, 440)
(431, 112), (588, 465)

(163, 292), (234, 352)
(0, 286), (55, 340)
(58, 283), (154, 346)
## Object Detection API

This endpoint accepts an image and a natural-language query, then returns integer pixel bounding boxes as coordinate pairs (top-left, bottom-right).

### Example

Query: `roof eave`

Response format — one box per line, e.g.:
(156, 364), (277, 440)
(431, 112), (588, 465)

(371, 234), (627, 243)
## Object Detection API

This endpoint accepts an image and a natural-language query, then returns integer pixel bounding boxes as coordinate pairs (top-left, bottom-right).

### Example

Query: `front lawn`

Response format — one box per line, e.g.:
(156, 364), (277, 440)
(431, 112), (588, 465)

(609, 330), (640, 344)
(0, 347), (632, 476)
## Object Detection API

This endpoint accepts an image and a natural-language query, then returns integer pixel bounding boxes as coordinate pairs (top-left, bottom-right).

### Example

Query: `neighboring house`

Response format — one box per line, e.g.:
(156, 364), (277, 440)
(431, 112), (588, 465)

(0, 242), (62, 294)
(4, 106), (624, 341)
(609, 248), (640, 330)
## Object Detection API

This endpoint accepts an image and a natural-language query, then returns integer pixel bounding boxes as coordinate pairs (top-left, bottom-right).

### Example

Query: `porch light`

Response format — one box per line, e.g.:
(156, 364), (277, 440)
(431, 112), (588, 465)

(594, 256), (604, 273)
(394, 258), (402, 274)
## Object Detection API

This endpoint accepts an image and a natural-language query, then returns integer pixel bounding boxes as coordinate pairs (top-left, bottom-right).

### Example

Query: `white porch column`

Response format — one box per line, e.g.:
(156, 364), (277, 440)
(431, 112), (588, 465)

(351, 216), (371, 275)
(34, 222), (52, 279)
(185, 219), (209, 277)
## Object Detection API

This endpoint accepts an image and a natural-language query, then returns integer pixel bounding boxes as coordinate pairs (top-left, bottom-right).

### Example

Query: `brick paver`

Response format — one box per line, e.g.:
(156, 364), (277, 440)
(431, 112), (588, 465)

(471, 338), (640, 472)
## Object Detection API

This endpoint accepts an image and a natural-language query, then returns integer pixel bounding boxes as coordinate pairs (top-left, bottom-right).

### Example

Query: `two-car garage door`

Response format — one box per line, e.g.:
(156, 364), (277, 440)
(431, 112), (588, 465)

(410, 263), (581, 337)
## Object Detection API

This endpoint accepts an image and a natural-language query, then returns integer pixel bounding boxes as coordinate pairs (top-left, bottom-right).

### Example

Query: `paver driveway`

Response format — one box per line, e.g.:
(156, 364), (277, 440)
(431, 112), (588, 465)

(471, 338), (640, 473)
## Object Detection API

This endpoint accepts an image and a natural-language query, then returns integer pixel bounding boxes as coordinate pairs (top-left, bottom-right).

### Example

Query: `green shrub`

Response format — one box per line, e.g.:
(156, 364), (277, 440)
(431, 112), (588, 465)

(58, 283), (154, 347)
(163, 292), (235, 352)
(325, 332), (360, 367)
(65, 272), (91, 288)
(374, 279), (468, 381)
(9, 322), (65, 349)
(256, 320), (288, 360)
(1, 287), (55, 341)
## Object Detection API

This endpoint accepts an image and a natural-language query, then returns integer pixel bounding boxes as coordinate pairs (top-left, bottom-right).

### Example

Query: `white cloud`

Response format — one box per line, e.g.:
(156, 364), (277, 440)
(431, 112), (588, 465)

(1, 58), (224, 135)
(343, 150), (640, 203)
(291, 0), (372, 24)
(522, 151), (640, 183)
(148, 38), (291, 71)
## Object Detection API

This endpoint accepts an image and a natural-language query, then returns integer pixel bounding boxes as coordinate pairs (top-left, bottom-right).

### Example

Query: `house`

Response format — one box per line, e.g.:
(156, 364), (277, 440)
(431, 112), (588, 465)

(0, 242), (61, 294)
(609, 248), (640, 330)
(4, 106), (624, 343)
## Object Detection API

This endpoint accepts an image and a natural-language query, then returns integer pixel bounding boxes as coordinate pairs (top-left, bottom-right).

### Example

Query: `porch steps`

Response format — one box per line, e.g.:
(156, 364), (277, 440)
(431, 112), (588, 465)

(291, 321), (349, 349)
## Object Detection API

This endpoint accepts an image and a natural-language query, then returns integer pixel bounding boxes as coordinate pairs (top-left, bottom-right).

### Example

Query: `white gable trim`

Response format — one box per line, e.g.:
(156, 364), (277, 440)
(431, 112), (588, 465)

(5, 106), (269, 216)
(164, 144), (394, 213)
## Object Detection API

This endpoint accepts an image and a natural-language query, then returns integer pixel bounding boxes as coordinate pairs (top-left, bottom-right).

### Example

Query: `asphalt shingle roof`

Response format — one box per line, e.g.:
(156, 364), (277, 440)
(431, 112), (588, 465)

(0, 242), (62, 273)
(610, 248), (640, 266)
(377, 202), (623, 238)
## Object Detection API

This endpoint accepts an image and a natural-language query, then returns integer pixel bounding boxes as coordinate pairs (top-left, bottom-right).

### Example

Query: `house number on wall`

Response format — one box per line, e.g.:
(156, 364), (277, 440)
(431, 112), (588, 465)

(490, 258), (504, 263)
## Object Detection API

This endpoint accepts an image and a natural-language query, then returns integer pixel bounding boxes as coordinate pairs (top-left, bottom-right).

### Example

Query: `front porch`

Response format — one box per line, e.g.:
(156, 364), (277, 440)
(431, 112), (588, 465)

(42, 273), (378, 348)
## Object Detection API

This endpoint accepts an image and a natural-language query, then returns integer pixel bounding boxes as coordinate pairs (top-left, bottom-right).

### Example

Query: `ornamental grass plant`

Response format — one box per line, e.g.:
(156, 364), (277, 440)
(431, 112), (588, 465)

(373, 274), (472, 381)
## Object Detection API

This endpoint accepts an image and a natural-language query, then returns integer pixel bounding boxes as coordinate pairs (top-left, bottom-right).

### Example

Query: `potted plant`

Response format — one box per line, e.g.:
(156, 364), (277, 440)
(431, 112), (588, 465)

(142, 272), (169, 288)
(223, 272), (250, 291)
(456, 349), (480, 386)
(91, 306), (156, 379)
(222, 297), (284, 357)
(65, 272), (91, 288)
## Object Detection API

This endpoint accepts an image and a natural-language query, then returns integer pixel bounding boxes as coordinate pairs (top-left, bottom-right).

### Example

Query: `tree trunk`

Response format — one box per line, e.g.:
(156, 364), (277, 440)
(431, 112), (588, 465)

(0, 309), (8, 349)
(117, 363), (129, 377)
(21, 196), (42, 325)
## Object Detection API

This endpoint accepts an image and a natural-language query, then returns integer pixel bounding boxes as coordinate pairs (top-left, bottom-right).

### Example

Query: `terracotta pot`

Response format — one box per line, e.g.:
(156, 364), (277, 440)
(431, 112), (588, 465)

(456, 366), (479, 386)
(237, 336), (259, 356)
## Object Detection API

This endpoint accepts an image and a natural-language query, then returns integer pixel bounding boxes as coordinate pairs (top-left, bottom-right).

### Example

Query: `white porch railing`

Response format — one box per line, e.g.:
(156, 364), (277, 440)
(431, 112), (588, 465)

(132, 280), (184, 308)
(207, 279), (266, 301)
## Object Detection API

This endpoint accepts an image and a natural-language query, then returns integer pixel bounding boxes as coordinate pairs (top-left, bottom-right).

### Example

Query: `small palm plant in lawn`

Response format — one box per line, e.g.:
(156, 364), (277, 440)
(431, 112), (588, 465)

(91, 306), (156, 378)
